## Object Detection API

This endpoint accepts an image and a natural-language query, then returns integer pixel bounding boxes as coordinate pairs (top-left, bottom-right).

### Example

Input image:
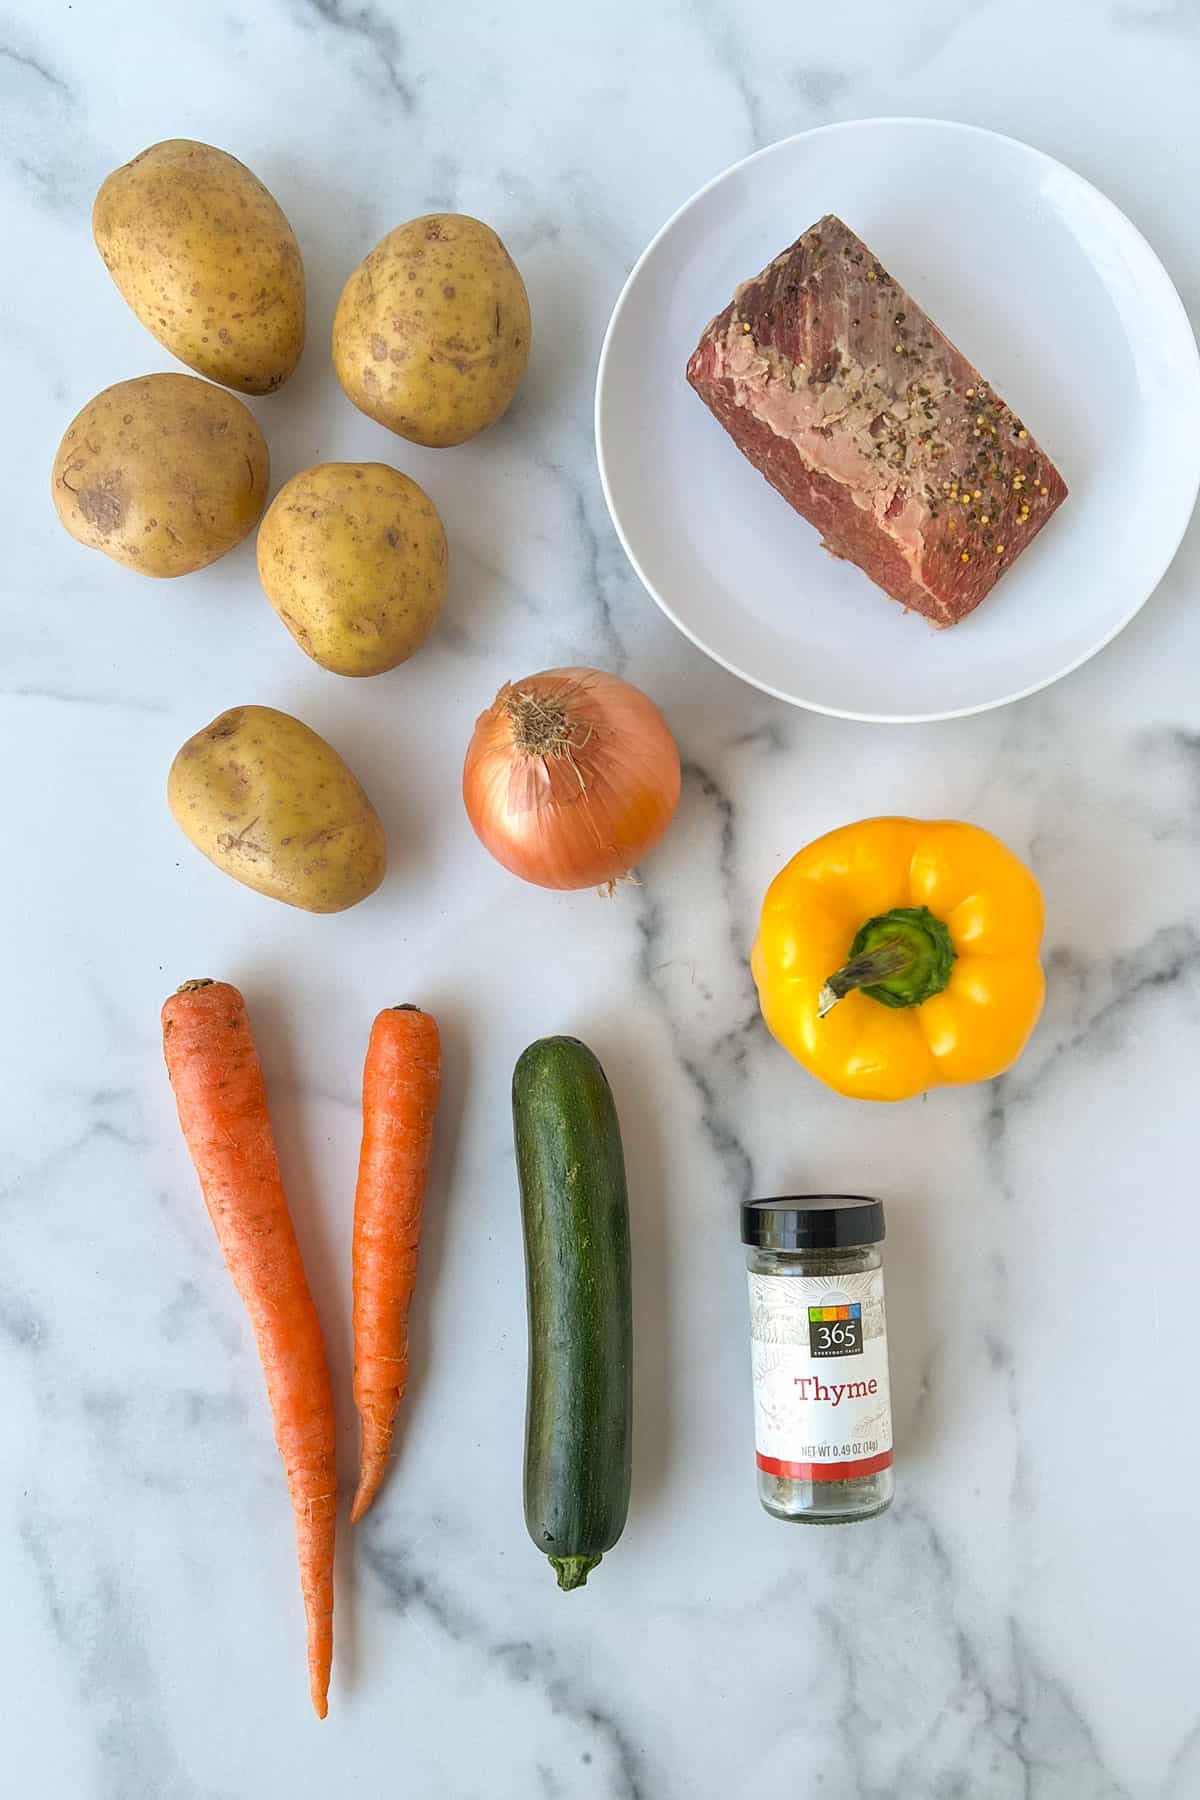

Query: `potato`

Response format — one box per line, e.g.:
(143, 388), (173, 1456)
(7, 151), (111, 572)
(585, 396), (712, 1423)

(332, 214), (531, 447)
(51, 374), (269, 577)
(93, 139), (305, 395)
(168, 705), (386, 912)
(257, 463), (448, 676)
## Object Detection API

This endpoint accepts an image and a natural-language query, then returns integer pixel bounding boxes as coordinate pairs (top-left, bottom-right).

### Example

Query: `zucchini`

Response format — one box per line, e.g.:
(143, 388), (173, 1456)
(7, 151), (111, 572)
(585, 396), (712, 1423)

(513, 1036), (632, 1590)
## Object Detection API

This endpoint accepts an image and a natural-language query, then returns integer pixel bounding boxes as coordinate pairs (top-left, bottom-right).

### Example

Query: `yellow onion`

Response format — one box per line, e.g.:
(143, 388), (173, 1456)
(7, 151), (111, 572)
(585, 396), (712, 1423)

(462, 667), (681, 890)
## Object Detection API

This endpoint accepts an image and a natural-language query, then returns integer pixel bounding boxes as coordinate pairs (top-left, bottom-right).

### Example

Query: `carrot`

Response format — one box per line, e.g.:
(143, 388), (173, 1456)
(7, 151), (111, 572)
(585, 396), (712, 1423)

(351, 1005), (442, 1522)
(161, 979), (336, 1719)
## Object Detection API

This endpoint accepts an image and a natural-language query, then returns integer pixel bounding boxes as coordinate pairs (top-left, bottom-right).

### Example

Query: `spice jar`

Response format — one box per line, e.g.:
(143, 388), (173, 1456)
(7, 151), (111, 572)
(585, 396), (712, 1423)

(742, 1196), (893, 1524)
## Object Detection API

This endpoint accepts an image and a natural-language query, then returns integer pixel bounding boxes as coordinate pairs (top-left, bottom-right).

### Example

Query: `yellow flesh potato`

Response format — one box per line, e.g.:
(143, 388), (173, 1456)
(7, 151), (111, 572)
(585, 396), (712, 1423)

(51, 374), (269, 577)
(93, 139), (305, 396)
(168, 706), (386, 912)
(257, 463), (448, 676)
(332, 213), (531, 447)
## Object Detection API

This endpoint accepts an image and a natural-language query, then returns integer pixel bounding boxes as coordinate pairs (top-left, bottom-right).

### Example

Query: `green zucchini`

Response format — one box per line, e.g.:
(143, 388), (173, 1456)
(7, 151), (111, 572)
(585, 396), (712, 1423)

(513, 1036), (632, 1591)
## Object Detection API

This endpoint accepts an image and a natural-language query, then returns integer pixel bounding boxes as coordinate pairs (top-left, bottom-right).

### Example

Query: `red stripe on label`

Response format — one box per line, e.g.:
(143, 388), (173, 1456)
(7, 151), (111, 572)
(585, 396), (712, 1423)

(757, 1450), (893, 1482)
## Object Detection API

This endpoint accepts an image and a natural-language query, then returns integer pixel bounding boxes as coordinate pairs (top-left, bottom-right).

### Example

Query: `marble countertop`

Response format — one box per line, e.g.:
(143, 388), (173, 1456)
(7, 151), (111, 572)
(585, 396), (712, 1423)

(4, 2), (1200, 1795)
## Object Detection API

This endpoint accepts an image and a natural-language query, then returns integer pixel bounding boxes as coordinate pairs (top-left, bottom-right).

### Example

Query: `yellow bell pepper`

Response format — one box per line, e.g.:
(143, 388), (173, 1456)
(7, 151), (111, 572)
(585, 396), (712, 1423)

(752, 817), (1045, 1102)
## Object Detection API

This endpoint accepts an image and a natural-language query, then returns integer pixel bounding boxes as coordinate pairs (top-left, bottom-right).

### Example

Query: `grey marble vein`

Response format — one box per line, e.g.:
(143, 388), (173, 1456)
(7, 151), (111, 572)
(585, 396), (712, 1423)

(1136, 725), (1200, 839)
(288, 0), (415, 107)
(19, 1514), (205, 1800)
(157, 1278), (244, 1357)
(636, 758), (761, 1204)
(540, 455), (628, 671)
(492, 1640), (645, 1800)
(790, 61), (856, 112)
(1165, 1716), (1200, 1797)
(420, 151), (461, 215)
(783, 1503), (1136, 1798)
(0, 1280), (45, 1348)
(0, 40), (69, 94)
(362, 1533), (646, 1795)
(1033, 924), (1200, 1078)
(0, 25), (97, 214)
(2, 684), (170, 713)
(725, 717), (793, 755)
(1, 1106), (149, 1203)
(1007, 1624), (1132, 1800)
(689, 0), (765, 151)
(975, 921), (1200, 1199)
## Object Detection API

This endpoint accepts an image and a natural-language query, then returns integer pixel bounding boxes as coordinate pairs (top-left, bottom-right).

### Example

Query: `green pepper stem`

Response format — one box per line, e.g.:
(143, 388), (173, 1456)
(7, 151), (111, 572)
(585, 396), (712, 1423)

(818, 942), (912, 1016)
(819, 906), (956, 1016)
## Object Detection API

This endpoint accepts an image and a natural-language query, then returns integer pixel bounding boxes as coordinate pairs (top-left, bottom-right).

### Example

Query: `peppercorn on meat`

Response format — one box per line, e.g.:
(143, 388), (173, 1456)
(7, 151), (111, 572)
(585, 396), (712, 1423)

(686, 215), (1068, 627)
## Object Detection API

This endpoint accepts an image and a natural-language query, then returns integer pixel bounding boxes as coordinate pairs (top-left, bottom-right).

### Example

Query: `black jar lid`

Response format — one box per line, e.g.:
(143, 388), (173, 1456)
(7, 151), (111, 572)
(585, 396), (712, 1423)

(741, 1195), (885, 1251)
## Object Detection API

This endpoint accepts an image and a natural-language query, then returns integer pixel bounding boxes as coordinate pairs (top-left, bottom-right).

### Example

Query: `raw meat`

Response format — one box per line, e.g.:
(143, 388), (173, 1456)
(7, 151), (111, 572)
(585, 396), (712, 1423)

(686, 215), (1068, 627)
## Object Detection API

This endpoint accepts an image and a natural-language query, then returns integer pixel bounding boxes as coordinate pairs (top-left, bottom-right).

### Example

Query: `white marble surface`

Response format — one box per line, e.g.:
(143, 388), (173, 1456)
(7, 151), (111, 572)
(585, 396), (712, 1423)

(4, 2), (1200, 1795)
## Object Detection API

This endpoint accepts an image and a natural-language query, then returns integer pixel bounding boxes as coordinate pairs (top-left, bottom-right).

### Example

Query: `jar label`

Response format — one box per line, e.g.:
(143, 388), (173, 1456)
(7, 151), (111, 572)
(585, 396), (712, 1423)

(747, 1268), (893, 1480)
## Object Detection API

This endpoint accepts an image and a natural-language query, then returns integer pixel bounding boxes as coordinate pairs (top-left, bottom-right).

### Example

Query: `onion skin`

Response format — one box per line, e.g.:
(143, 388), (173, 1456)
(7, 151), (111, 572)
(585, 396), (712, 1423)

(462, 668), (681, 890)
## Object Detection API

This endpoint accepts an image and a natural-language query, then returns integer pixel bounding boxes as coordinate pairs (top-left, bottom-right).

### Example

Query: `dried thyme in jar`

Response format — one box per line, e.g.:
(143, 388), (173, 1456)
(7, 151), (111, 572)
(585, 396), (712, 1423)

(742, 1197), (893, 1524)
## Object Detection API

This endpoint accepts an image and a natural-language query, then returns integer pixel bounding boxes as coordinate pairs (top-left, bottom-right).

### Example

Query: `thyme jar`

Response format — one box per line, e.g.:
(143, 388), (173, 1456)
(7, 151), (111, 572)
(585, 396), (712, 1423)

(742, 1197), (893, 1524)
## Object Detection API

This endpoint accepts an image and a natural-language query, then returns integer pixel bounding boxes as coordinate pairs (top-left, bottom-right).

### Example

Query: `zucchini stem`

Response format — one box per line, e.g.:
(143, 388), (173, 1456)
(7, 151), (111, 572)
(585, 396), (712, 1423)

(551, 1554), (601, 1591)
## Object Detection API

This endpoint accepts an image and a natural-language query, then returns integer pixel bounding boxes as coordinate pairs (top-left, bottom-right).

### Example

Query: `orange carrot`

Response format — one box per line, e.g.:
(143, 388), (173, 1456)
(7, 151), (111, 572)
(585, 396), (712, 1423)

(351, 1005), (442, 1522)
(161, 979), (336, 1719)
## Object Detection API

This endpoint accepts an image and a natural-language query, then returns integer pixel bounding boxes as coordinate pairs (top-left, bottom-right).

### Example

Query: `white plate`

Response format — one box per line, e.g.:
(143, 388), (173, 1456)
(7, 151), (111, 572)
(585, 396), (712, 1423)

(595, 119), (1200, 722)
